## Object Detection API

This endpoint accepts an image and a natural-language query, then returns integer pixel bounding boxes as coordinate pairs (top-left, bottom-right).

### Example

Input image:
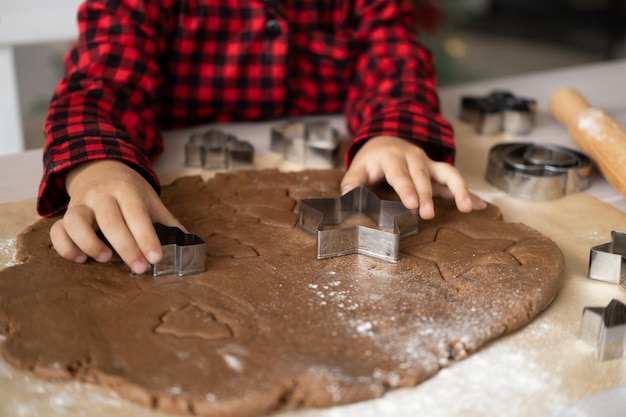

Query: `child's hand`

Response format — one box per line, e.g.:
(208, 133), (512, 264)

(49, 160), (184, 274)
(341, 135), (486, 219)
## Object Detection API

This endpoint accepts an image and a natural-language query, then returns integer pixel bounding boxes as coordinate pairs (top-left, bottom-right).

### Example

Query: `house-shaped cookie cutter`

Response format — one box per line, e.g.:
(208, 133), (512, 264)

(588, 231), (626, 288)
(148, 224), (206, 277)
(185, 129), (254, 171)
(460, 90), (536, 135)
(298, 186), (419, 263)
(270, 120), (339, 169)
(579, 298), (626, 361)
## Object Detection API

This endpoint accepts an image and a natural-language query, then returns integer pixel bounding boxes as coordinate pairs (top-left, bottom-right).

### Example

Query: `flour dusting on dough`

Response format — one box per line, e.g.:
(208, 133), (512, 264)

(222, 354), (244, 373)
(294, 321), (568, 417)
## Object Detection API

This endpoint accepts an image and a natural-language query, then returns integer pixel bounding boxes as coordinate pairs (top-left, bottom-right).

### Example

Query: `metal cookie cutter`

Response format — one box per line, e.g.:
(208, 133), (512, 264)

(270, 120), (339, 168)
(460, 90), (537, 135)
(588, 231), (626, 288)
(148, 223), (206, 277)
(298, 186), (419, 263)
(185, 129), (254, 171)
(485, 142), (592, 200)
(579, 298), (626, 361)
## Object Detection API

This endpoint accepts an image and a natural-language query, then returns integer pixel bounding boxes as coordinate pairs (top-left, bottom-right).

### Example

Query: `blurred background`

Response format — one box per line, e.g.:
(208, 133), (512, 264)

(11, 0), (626, 150)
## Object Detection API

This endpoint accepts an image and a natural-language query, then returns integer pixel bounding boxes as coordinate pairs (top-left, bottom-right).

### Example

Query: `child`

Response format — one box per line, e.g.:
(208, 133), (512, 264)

(39, 0), (486, 274)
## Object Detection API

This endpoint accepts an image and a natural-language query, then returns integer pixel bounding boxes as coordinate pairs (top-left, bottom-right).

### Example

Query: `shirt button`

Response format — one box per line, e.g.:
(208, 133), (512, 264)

(264, 19), (282, 38)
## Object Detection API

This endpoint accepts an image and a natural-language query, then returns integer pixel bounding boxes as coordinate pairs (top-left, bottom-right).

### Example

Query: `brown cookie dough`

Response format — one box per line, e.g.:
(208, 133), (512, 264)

(0, 169), (564, 417)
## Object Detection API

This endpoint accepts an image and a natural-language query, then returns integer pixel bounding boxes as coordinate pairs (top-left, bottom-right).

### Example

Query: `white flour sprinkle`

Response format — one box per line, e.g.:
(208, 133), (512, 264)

(0, 358), (133, 417)
(222, 354), (244, 373)
(577, 109), (612, 141)
(167, 385), (182, 395)
(355, 321), (373, 336)
(0, 238), (18, 267)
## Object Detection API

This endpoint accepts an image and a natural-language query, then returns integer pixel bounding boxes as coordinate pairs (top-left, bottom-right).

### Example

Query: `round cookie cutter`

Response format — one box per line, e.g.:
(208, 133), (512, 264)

(485, 142), (593, 200)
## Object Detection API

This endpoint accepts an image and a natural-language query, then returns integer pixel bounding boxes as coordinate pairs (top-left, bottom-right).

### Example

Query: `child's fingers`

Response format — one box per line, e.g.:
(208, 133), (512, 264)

(119, 195), (163, 265)
(340, 163), (371, 195)
(50, 219), (88, 263)
(62, 205), (112, 263)
(428, 162), (486, 212)
(94, 199), (148, 274)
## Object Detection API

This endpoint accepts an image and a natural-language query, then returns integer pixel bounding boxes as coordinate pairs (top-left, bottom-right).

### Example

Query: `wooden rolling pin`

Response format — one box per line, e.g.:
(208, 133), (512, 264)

(549, 87), (626, 199)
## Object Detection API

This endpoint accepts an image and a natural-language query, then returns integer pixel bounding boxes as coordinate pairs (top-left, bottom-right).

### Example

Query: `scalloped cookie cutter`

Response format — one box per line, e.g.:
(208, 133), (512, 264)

(298, 186), (419, 263)
(588, 231), (626, 288)
(270, 120), (339, 168)
(148, 224), (206, 277)
(579, 298), (626, 361)
(185, 129), (254, 171)
(460, 90), (537, 135)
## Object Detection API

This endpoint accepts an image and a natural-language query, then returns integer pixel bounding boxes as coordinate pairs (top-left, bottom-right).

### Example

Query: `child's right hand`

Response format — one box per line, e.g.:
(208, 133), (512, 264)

(49, 160), (185, 274)
(341, 135), (486, 219)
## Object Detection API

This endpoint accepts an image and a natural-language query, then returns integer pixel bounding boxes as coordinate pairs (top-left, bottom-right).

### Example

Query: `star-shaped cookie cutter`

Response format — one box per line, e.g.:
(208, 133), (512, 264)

(270, 119), (339, 169)
(148, 224), (206, 277)
(588, 231), (626, 288)
(460, 90), (536, 135)
(298, 186), (419, 263)
(185, 129), (254, 171)
(579, 298), (626, 361)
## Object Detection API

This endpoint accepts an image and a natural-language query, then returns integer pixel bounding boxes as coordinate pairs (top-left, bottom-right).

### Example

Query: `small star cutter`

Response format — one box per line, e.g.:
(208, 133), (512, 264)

(588, 230), (626, 288)
(185, 129), (254, 171)
(459, 89), (536, 135)
(298, 186), (419, 263)
(148, 223), (206, 277)
(579, 298), (626, 361)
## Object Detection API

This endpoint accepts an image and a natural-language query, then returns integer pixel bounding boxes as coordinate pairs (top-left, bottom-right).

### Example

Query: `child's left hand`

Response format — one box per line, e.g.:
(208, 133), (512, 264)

(341, 135), (486, 219)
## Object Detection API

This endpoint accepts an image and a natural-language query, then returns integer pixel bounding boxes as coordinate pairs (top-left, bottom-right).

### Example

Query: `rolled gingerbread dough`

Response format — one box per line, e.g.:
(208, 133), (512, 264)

(0, 169), (564, 417)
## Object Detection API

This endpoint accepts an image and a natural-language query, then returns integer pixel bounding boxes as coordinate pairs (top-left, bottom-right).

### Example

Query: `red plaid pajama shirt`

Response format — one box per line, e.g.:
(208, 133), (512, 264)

(38, 0), (455, 217)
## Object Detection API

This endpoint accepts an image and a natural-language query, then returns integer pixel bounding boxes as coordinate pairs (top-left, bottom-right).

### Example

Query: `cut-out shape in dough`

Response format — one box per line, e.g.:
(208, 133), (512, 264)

(406, 227), (518, 279)
(205, 234), (259, 258)
(155, 305), (233, 340)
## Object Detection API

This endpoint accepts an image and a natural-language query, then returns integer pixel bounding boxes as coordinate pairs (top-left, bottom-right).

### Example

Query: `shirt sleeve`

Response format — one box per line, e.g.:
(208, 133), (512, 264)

(343, 0), (455, 166)
(37, 0), (172, 217)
